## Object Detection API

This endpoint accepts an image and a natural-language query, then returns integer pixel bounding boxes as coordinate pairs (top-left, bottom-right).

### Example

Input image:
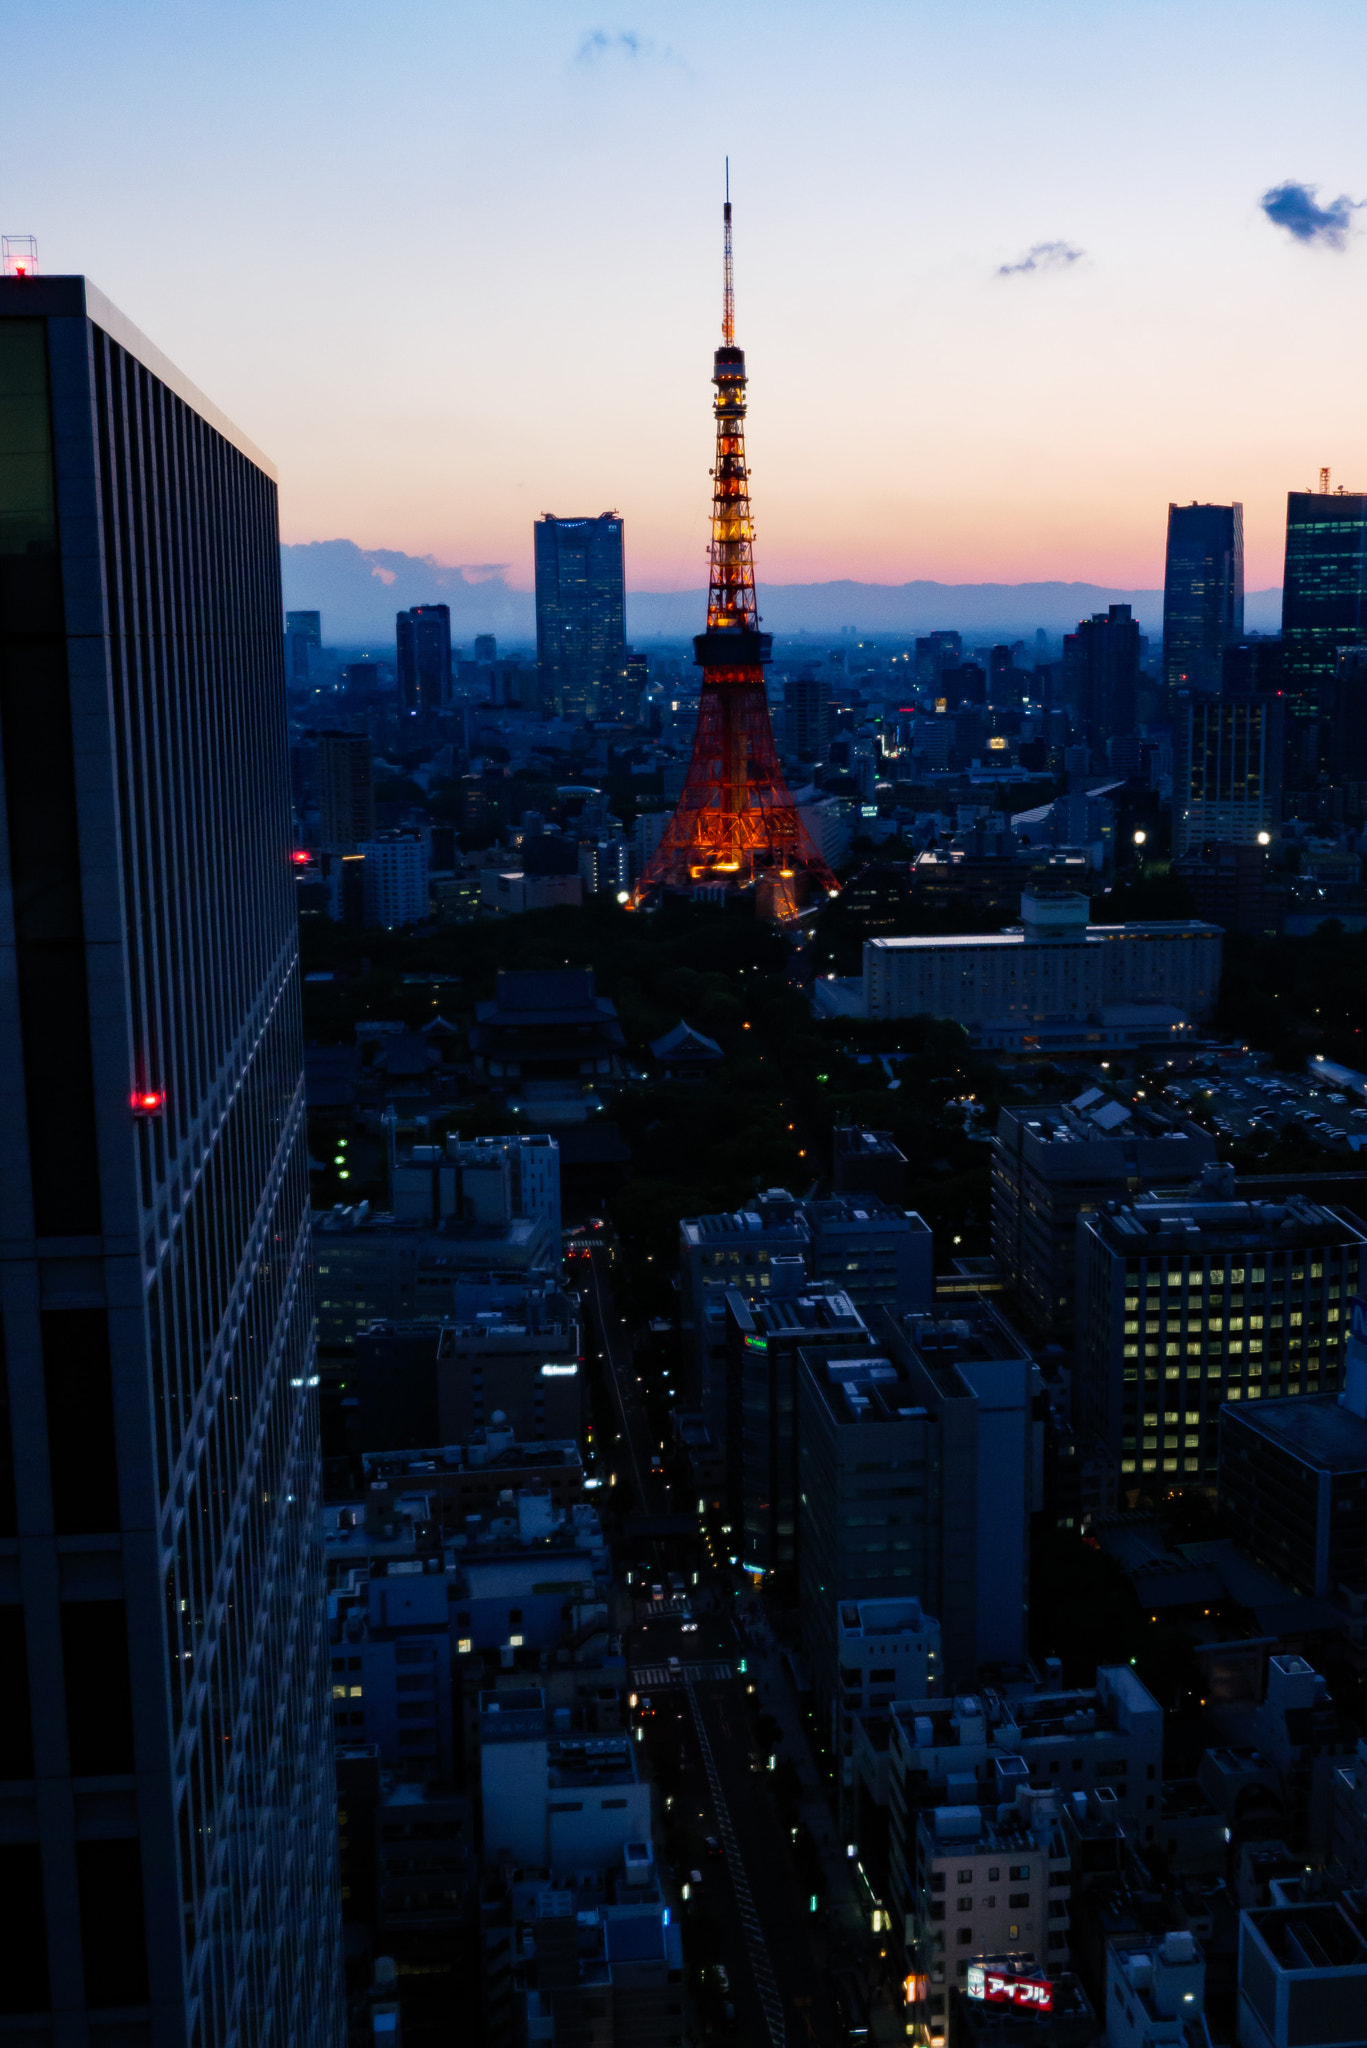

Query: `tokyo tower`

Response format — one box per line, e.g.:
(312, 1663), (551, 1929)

(631, 188), (840, 913)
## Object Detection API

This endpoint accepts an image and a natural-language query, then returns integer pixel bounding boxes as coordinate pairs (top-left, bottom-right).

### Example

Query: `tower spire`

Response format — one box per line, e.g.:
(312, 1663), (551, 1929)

(629, 187), (839, 915)
(722, 160), (734, 346)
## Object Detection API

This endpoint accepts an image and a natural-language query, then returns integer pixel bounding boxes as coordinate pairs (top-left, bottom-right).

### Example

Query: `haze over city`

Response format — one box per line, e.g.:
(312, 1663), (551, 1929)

(8, 0), (1367, 593)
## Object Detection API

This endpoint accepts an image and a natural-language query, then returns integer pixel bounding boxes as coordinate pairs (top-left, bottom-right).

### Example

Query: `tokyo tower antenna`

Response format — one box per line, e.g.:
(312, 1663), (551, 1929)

(630, 187), (839, 915)
(723, 159), (734, 346)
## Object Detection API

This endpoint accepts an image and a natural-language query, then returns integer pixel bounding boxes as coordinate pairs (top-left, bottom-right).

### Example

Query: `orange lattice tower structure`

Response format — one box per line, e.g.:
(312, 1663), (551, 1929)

(631, 189), (839, 914)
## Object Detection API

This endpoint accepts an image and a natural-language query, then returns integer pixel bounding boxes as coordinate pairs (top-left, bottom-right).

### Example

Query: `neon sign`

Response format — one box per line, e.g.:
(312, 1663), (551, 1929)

(966, 1965), (1053, 2012)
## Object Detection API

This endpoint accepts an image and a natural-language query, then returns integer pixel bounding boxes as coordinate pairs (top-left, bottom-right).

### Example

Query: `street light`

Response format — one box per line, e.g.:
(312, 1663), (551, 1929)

(1133, 829), (1147, 846)
(1257, 830), (1271, 846)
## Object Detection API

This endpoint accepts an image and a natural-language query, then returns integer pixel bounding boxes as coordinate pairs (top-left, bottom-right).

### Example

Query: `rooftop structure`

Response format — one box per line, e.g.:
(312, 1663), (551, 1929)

(1220, 1392), (1367, 1600)
(1104, 1928), (1206, 2048)
(992, 1093), (1217, 1340)
(1238, 1899), (1367, 2048)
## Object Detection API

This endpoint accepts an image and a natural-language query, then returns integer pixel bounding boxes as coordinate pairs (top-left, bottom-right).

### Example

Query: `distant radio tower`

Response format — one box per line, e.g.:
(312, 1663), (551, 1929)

(632, 186), (839, 915)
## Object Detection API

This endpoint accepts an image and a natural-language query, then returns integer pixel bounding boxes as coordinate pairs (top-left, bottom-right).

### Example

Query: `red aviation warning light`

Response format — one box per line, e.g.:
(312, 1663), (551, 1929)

(291, 849), (311, 865)
(1, 236), (39, 278)
(630, 175), (838, 915)
(131, 1089), (166, 1115)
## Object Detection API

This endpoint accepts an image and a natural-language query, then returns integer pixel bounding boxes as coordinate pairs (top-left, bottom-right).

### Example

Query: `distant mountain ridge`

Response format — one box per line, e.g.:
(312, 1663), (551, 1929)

(281, 539), (1282, 646)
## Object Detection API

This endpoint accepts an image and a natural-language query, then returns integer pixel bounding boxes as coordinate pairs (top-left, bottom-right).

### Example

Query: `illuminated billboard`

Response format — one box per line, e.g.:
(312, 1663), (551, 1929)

(965, 1964), (1053, 2012)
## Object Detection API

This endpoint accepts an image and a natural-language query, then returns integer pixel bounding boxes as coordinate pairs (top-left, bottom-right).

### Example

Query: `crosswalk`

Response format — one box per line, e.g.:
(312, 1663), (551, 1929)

(631, 1659), (734, 1688)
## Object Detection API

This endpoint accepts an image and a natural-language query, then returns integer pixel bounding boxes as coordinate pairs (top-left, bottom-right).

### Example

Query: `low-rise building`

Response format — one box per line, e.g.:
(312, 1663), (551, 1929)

(863, 889), (1222, 1028)
(1104, 1928), (1206, 2048)
(909, 1790), (1073, 2044)
(348, 1285), (581, 1447)
(479, 1692), (651, 1870)
(1238, 1901), (1367, 2048)
(887, 1669), (1164, 1945)
(482, 1860), (683, 2048)
(797, 1308), (1037, 1719)
(837, 1596), (943, 1731)
(314, 1208), (560, 1350)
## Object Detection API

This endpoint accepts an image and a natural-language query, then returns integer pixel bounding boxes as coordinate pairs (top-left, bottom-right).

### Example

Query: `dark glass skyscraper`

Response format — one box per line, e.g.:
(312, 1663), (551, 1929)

(285, 607), (322, 684)
(1062, 602), (1140, 752)
(1282, 488), (1367, 775)
(1162, 501), (1243, 695)
(395, 601), (451, 716)
(534, 512), (625, 720)
(1172, 691), (1284, 856)
(0, 277), (342, 2043)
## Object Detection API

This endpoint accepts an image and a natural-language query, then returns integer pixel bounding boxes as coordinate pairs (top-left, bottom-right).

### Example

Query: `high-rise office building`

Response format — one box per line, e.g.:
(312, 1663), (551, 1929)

(784, 671), (833, 763)
(285, 607), (322, 684)
(534, 513), (626, 721)
(317, 728), (374, 850)
(1162, 502), (1244, 696)
(359, 834), (429, 928)
(1282, 487), (1367, 774)
(1075, 1193), (1364, 1493)
(0, 276), (342, 2042)
(1172, 689), (1284, 856)
(396, 601), (452, 716)
(1063, 603), (1141, 750)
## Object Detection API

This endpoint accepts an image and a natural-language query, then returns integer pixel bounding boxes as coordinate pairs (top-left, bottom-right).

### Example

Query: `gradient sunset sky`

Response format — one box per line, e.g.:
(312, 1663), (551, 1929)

(8, 0), (1367, 593)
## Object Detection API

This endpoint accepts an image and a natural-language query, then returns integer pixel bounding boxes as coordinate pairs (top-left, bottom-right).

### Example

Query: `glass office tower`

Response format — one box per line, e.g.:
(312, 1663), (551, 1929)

(395, 601), (451, 716)
(1162, 501), (1243, 696)
(1282, 488), (1367, 776)
(0, 278), (342, 2044)
(1172, 691), (1284, 856)
(534, 512), (626, 721)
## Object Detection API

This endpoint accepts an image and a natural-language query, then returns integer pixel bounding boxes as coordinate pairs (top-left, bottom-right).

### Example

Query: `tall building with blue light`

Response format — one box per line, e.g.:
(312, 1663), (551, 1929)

(0, 275), (342, 2043)
(534, 512), (625, 721)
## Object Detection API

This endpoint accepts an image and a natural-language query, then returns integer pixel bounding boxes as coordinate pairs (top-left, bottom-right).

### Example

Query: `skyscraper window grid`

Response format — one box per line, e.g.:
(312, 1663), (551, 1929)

(0, 278), (342, 2045)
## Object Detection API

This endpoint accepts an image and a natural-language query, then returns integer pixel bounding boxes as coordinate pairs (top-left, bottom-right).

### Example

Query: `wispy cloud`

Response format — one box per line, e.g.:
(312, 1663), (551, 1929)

(997, 240), (1084, 278)
(1260, 180), (1360, 249)
(576, 28), (655, 62)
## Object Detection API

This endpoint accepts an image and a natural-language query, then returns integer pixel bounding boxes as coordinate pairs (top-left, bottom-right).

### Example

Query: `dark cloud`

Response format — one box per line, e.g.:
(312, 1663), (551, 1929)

(1260, 180), (1359, 249)
(997, 240), (1084, 278)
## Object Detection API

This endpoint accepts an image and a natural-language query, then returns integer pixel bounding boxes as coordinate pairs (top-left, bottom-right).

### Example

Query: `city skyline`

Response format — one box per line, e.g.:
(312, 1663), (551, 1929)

(6, 0), (1367, 593)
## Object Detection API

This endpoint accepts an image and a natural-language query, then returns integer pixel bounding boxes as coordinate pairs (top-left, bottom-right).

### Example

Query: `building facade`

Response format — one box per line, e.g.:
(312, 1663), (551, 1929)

(1075, 1193), (1365, 1492)
(1162, 501), (1244, 697)
(0, 276), (342, 2041)
(533, 513), (626, 722)
(1062, 603), (1141, 751)
(863, 892), (1223, 1028)
(1172, 690), (1284, 857)
(359, 834), (429, 928)
(316, 728), (374, 851)
(1281, 487), (1367, 787)
(991, 1096), (1217, 1340)
(396, 601), (452, 717)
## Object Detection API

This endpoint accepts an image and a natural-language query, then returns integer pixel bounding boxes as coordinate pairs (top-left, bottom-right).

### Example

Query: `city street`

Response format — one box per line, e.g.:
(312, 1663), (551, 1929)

(587, 1244), (896, 2046)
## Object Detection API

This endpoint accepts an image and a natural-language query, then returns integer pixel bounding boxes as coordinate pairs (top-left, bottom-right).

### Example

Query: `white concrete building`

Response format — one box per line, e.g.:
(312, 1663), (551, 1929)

(1105, 1929), (1206, 2048)
(863, 890), (1222, 1027)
